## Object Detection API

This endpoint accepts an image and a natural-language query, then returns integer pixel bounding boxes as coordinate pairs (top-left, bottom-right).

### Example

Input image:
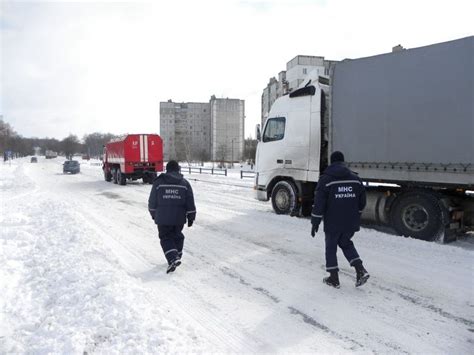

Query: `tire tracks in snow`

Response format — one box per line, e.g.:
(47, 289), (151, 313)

(336, 267), (474, 329)
(221, 267), (365, 351)
(206, 198), (474, 335)
(186, 235), (365, 352)
(194, 215), (368, 351)
(287, 307), (364, 351)
(192, 179), (474, 334)
(194, 213), (455, 354)
(162, 272), (273, 353)
(72, 198), (261, 353)
(199, 207), (470, 353)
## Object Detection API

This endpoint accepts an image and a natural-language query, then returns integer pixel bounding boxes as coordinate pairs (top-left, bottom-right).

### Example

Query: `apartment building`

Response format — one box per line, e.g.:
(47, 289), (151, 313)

(261, 55), (337, 127)
(210, 96), (245, 162)
(160, 97), (244, 162)
(159, 101), (211, 162)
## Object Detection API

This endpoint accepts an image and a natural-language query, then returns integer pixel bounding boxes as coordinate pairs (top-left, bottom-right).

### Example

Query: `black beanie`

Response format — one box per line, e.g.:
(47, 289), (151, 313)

(166, 160), (180, 172)
(330, 151), (345, 164)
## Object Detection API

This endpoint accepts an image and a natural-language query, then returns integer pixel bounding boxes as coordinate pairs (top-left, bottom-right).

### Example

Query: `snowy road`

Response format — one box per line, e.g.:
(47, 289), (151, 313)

(1, 157), (473, 353)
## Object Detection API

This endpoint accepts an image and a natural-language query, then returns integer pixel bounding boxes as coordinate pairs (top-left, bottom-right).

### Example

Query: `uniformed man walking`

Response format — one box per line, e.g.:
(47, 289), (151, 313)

(148, 160), (196, 273)
(311, 151), (369, 288)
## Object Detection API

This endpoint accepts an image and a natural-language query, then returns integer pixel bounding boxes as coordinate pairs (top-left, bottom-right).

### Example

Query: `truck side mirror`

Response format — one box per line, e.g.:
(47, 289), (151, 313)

(256, 124), (262, 141)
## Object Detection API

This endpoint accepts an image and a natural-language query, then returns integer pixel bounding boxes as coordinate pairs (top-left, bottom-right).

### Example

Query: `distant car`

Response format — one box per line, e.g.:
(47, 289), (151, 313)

(30, 157), (38, 163)
(63, 160), (80, 174)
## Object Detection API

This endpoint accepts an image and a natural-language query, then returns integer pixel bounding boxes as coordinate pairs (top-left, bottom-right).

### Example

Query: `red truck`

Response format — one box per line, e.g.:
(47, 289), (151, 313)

(103, 134), (163, 185)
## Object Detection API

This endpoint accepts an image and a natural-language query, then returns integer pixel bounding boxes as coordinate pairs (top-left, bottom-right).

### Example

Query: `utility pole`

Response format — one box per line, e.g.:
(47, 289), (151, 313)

(231, 138), (234, 167)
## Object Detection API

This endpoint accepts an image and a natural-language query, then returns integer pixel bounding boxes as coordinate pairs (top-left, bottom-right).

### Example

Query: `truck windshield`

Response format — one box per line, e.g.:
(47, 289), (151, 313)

(263, 117), (286, 143)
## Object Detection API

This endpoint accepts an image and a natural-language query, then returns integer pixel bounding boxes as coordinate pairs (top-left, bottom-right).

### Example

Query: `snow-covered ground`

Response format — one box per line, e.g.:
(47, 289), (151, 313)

(1, 157), (473, 353)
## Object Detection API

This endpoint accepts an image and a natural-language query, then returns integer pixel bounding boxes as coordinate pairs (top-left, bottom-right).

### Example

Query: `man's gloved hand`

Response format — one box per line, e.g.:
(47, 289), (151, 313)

(188, 219), (194, 227)
(311, 224), (319, 237)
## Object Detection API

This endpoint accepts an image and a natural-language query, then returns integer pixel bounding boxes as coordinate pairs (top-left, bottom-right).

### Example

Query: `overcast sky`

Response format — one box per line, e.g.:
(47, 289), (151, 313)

(1, 0), (473, 140)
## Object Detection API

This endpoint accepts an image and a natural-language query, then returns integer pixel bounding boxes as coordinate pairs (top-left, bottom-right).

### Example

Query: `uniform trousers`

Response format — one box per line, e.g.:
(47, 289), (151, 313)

(325, 231), (362, 272)
(158, 224), (185, 264)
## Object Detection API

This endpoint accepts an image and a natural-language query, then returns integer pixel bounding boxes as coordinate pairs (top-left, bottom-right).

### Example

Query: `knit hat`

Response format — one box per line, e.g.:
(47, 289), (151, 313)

(166, 160), (180, 172)
(330, 151), (345, 164)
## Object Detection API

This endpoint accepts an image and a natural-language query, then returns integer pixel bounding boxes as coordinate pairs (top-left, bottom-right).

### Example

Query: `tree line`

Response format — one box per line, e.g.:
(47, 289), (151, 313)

(0, 118), (258, 162)
(0, 119), (117, 159)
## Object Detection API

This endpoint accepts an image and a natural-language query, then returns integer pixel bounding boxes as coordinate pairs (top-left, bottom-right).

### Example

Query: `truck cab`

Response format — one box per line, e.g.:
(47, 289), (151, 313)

(256, 73), (328, 215)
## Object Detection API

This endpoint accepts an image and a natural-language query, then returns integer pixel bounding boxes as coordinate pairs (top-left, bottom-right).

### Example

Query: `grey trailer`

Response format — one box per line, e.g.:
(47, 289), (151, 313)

(330, 36), (473, 188)
(326, 36), (474, 240)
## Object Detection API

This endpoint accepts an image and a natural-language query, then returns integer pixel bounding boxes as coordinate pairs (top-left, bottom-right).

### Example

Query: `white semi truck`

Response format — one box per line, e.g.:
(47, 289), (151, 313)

(255, 36), (474, 241)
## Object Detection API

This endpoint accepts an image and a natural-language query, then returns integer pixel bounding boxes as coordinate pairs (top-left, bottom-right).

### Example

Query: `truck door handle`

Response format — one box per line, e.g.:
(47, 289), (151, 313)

(277, 159), (283, 164)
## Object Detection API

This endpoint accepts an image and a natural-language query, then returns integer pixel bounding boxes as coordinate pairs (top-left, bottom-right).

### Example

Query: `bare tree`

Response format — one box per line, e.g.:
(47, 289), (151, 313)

(243, 137), (257, 162)
(0, 119), (36, 157)
(216, 143), (227, 167)
(196, 149), (210, 166)
(183, 137), (192, 165)
(0, 119), (17, 154)
(83, 132), (117, 159)
(61, 134), (81, 159)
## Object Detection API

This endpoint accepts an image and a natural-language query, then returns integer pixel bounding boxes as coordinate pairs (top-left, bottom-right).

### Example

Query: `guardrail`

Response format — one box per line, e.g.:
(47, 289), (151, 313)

(240, 170), (256, 179)
(186, 166), (227, 176)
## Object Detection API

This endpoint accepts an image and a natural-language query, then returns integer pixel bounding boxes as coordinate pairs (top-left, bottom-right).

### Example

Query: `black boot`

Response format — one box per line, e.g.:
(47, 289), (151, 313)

(323, 271), (340, 288)
(355, 265), (370, 287)
(166, 258), (182, 274)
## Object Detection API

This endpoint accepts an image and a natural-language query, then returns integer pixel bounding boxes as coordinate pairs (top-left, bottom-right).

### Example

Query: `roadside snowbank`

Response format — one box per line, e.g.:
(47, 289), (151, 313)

(0, 161), (202, 353)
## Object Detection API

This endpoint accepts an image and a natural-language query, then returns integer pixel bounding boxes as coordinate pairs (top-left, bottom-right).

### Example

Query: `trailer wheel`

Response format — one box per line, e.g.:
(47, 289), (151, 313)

(271, 181), (299, 215)
(390, 193), (443, 241)
(117, 168), (126, 185)
(112, 169), (118, 184)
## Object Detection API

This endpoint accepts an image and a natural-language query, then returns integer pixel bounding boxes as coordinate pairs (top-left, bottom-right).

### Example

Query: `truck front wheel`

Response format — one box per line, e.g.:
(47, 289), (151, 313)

(271, 181), (299, 215)
(390, 193), (443, 241)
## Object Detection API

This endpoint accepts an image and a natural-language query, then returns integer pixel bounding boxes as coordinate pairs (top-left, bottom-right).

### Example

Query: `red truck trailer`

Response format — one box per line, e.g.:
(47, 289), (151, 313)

(103, 134), (163, 185)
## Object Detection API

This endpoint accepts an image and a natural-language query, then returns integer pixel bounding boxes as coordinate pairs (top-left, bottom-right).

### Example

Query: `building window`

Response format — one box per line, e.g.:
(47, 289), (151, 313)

(303, 68), (307, 75)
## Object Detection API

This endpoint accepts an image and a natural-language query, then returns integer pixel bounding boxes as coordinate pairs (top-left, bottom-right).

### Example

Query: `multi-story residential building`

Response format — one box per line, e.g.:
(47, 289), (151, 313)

(159, 101), (211, 162)
(286, 55), (333, 91)
(261, 55), (337, 127)
(160, 97), (244, 163)
(261, 71), (287, 128)
(210, 96), (245, 162)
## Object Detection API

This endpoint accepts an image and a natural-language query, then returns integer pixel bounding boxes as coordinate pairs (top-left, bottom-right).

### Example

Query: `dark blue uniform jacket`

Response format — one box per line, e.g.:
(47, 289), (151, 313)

(311, 162), (366, 233)
(148, 171), (196, 226)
